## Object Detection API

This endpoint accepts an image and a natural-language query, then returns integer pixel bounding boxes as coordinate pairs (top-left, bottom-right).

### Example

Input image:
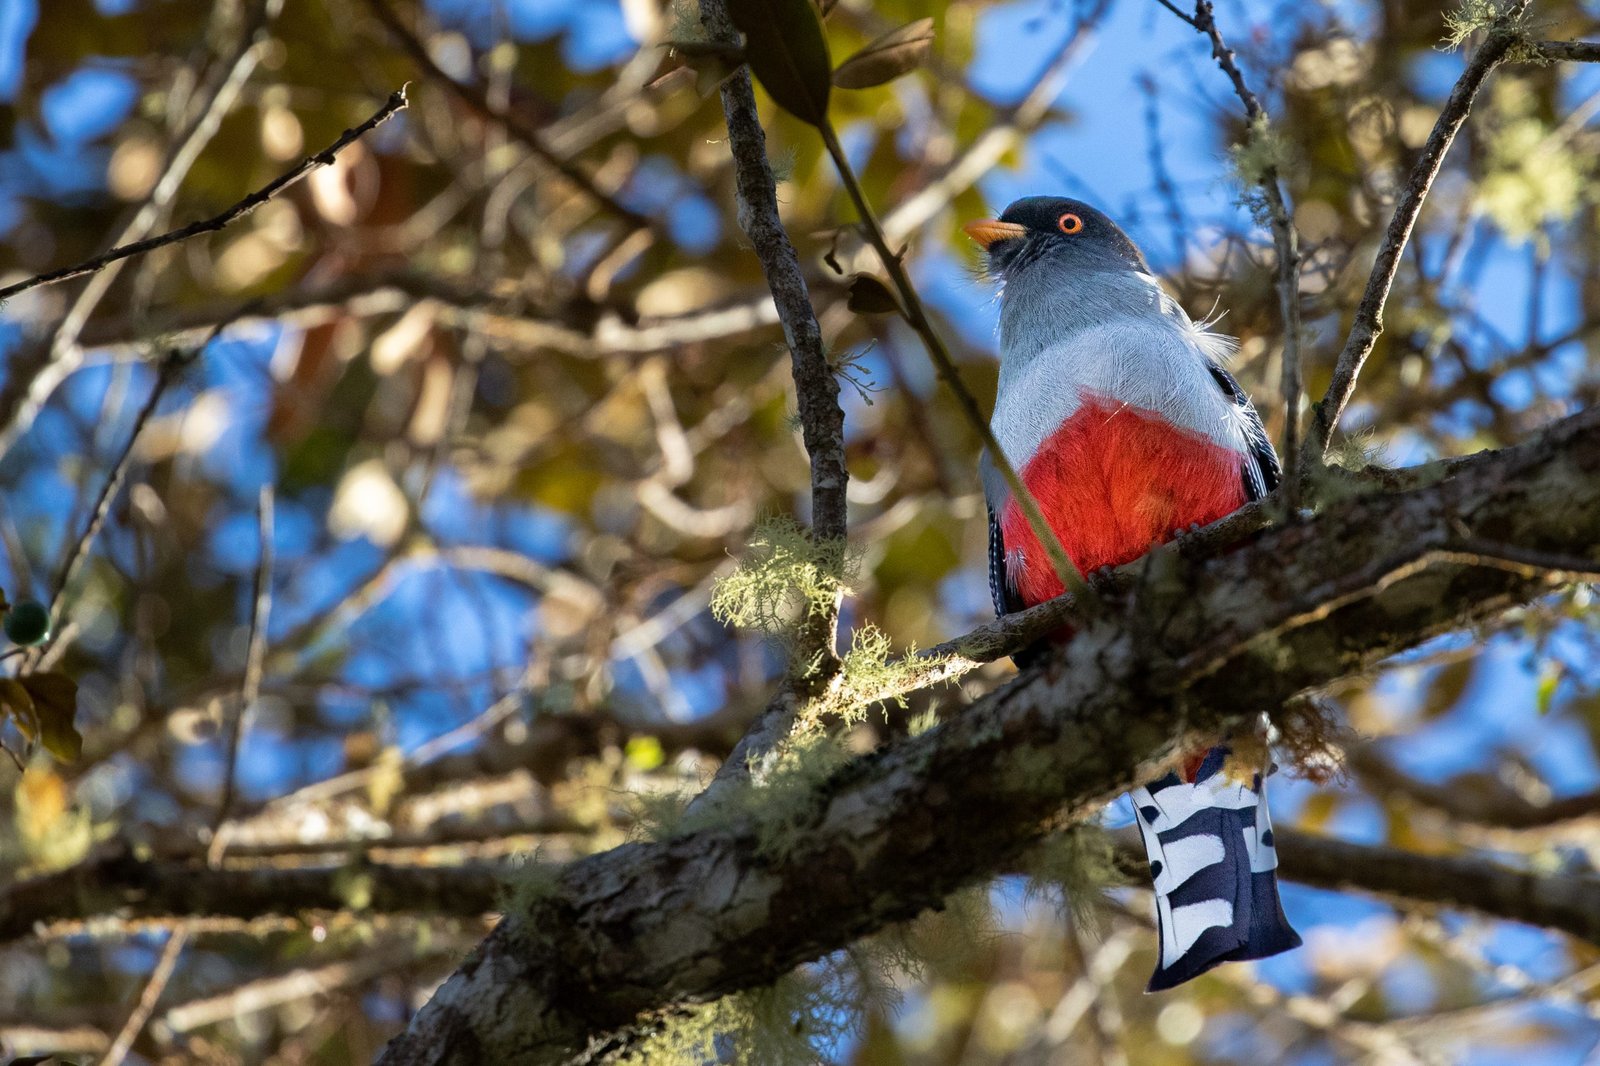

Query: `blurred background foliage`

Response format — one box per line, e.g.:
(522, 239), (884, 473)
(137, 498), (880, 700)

(2, 0), (1600, 1062)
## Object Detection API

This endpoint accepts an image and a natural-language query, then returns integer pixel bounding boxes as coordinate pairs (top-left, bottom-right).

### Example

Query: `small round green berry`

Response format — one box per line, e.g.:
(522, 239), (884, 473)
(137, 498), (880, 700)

(5, 601), (50, 646)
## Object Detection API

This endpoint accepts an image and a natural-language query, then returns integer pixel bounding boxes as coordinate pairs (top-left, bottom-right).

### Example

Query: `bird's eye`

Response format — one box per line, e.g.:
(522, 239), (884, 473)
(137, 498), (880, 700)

(1058, 213), (1083, 235)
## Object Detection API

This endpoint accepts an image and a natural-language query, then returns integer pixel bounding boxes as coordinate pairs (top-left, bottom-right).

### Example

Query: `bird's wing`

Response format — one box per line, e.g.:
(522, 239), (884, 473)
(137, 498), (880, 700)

(979, 449), (1025, 617)
(1206, 362), (1281, 503)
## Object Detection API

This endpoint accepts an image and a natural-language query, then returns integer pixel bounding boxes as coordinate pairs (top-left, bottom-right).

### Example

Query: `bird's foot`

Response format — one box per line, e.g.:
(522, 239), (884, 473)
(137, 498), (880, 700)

(1172, 521), (1210, 559)
(1084, 564), (1121, 594)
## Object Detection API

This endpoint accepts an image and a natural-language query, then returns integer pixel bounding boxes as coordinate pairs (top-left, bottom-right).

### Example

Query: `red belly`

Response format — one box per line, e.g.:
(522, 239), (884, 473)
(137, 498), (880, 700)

(1000, 395), (1248, 607)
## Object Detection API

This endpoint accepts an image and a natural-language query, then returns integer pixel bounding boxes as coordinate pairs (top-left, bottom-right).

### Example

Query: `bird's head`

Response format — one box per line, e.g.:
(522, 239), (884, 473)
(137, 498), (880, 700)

(964, 196), (1150, 284)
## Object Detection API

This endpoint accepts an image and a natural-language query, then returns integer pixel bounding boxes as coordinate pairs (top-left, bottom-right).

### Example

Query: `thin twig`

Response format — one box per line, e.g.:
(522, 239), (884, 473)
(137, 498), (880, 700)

(360, 0), (652, 234)
(99, 930), (187, 1066)
(38, 351), (192, 657)
(1304, 10), (1528, 465)
(107, 487), (268, 1064)
(1177, 0), (1304, 507)
(876, 3), (1108, 246)
(0, 0), (284, 463)
(1150, 0), (1197, 28)
(817, 119), (1090, 601)
(684, 0), (851, 811)
(0, 88), (409, 305)
(214, 485), (275, 835)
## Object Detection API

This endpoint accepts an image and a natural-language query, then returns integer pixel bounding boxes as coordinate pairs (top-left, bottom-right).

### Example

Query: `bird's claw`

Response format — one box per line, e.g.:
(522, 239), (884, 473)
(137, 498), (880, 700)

(1085, 564), (1120, 594)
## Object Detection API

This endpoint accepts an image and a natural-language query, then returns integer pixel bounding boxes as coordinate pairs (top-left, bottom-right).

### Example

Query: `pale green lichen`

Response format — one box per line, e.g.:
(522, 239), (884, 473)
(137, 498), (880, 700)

(800, 624), (951, 730)
(710, 516), (854, 640)
(1326, 426), (1387, 472)
(1477, 78), (1592, 240)
(500, 853), (565, 920)
(1442, 0), (1524, 49)
(624, 731), (848, 862)
(1023, 824), (1128, 932)
(748, 730), (853, 861)
(1229, 113), (1291, 225)
(618, 966), (860, 1065)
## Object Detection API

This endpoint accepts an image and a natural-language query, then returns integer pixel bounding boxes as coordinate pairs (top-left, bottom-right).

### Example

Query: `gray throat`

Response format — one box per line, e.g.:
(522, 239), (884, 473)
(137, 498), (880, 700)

(996, 263), (1171, 376)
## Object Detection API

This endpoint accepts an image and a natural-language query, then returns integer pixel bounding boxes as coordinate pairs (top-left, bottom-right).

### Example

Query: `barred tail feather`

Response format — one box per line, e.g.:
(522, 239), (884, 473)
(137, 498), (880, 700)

(1131, 746), (1301, 992)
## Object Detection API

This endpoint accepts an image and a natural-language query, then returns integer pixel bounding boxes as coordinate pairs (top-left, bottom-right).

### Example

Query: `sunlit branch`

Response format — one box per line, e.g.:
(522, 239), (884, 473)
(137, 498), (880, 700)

(378, 403), (1600, 1061)
(1306, 8), (1531, 464)
(1173, 0), (1305, 507)
(0, 89), (408, 306)
(817, 118), (1090, 602)
(683, 0), (854, 812)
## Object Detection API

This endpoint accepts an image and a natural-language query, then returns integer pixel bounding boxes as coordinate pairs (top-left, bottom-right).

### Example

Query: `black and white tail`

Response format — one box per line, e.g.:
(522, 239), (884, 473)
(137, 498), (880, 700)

(1130, 746), (1301, 992)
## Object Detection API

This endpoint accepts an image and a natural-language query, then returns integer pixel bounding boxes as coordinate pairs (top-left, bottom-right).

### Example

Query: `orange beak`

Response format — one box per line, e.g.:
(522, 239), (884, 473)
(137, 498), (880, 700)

(963, 219), (1027, 248)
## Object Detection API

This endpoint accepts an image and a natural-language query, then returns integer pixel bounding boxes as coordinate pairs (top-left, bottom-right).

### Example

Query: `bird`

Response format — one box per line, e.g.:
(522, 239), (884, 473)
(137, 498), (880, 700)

(965, 195), (1302, 991)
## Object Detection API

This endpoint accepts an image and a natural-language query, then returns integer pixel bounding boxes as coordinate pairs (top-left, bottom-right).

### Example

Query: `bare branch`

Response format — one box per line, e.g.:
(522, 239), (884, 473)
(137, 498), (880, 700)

(1180, 0), (1305, 506)
(1305, 16), (1525, 463)
(360, 0), (652, 234)
(0, 850), (501, 942)
(0, 89), (409, 306)
(99, 932), (186, 1066)
(818, 119), (1090, 601)
(1531, 40), (1600, 63)
(0, 0), (284, 462)
(37, 348), (193, 664)
(215, 485), (275, 832)
(687, 0), (852, 808)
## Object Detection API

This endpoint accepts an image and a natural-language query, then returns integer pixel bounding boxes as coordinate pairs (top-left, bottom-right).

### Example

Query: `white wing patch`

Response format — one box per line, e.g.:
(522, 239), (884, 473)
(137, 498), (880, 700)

(1149, 833), (1226, 896)
(1159, 898), (1234, 968)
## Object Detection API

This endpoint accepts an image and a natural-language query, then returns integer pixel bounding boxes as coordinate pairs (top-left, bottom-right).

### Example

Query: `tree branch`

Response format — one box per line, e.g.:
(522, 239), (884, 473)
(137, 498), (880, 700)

(685, 0), (852, 808)
(0, 89), (408, 306)
(0, 849), (501, 943)
(1108, 827), (1600, 944)
(10, 819), (1599, 955)
(375, 404), (1600, 1062)
(1531, 40), (1600, 63)
(1304, 12), (1527, 464)
(1181, 0), (1305, 506)
(359, 0), (652, 235)
(818, 118), (1088, 600)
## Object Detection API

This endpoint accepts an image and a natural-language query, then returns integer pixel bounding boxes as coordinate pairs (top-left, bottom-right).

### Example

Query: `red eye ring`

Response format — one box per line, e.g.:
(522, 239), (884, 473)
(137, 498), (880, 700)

(1058, 212), (1083, 235)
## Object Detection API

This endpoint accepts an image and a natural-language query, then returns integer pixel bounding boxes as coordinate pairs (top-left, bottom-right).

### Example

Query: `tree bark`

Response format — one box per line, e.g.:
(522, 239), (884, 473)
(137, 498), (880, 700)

(375, 406), (1600, 1063)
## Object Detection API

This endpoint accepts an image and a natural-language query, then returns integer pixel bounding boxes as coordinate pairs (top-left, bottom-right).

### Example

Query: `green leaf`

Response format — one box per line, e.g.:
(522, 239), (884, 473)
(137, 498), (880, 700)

(0, 678), (39, 744)
(20, 672), (80, 763)
(847, 274), (900, 314)
(1537, 664), (1562, 715)
(832, 18), (935, 89)
(726, 0), (832, 126)
(626, 735), (666, 771)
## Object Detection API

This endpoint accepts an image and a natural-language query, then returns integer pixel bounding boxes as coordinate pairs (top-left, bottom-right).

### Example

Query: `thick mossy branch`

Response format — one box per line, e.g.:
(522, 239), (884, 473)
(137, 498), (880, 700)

(379, 407), (1600, 1064)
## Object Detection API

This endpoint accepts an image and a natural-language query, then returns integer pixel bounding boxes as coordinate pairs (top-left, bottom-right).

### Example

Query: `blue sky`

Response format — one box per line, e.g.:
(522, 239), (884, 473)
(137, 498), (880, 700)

(2, 0), (1597, 1058)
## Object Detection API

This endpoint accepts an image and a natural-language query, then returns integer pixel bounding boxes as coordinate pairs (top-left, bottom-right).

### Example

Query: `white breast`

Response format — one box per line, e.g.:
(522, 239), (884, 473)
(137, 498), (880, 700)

(990, 313), (1252, 472)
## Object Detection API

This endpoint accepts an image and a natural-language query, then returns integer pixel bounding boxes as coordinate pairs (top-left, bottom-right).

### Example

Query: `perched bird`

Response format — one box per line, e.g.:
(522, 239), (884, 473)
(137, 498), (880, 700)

(966, 196), (1301, 991)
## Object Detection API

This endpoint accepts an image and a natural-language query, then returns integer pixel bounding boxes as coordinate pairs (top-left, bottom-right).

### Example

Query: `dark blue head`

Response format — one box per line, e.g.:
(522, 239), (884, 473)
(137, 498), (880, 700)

(965, 196), (1150, 279)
